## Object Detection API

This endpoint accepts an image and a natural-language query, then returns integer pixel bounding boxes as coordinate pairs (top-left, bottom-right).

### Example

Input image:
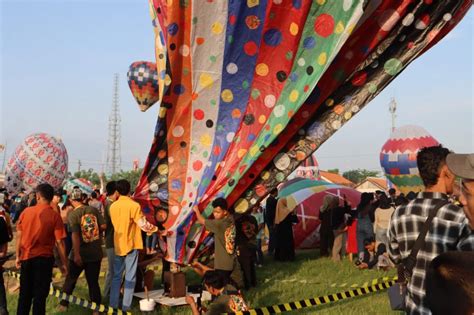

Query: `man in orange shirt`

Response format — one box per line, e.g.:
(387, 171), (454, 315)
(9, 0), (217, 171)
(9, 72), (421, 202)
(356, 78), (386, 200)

(15, 183), (68, 315)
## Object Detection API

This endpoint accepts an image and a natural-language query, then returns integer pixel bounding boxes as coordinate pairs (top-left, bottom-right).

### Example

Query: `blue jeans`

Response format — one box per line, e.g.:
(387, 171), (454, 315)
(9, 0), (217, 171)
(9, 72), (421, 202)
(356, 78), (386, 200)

(356, 221), (374, 257)
(146, 234), (157, 250)
(103, 248), (115, 299)
(110, 250), (138, 311)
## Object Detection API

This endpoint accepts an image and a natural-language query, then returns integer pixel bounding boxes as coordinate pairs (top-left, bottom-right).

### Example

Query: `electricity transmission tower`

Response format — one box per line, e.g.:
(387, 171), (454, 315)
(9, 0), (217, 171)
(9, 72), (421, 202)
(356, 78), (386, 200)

(388, 97), (397, 133)
(106, 74), (122, 175)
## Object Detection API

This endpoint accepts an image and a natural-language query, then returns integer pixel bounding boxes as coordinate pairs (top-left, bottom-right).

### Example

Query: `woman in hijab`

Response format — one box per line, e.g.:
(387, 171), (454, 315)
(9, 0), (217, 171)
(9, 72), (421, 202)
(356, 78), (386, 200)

(318, 195), (337, 257)
(274, 197), (299, 262)
(373, 194), (395, 248)
(356, 193), (375, 259)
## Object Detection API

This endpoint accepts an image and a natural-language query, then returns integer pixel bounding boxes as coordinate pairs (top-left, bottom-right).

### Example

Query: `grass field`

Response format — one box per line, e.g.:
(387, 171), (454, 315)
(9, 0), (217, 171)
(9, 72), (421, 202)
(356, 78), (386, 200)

(4, 249), (400, 314)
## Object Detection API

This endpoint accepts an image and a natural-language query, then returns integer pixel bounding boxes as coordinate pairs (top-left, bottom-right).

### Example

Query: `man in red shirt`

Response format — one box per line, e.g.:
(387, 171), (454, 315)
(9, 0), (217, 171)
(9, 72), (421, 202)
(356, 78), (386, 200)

(15, 183), (68, 315)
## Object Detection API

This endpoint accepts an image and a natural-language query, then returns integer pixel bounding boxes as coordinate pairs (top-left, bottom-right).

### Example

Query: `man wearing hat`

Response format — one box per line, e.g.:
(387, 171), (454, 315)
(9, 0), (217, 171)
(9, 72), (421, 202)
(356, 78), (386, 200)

(447, 153), (474, 229)
(57, 188), (105, 315)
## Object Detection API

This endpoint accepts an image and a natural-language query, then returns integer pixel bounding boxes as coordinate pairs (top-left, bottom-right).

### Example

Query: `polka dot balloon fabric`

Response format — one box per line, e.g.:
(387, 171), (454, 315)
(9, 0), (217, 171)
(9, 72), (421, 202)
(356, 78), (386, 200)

(135, 0), (470, 264)
(230, 0), (470, 211)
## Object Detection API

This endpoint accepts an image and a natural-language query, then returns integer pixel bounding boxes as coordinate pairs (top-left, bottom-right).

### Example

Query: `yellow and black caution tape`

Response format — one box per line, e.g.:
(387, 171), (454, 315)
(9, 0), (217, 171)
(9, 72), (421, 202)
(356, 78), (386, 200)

(271, 275), (398, 288)
(5, 270), (131, 315)
(329, 275), (398, 288)
(231, 277), (397, 315)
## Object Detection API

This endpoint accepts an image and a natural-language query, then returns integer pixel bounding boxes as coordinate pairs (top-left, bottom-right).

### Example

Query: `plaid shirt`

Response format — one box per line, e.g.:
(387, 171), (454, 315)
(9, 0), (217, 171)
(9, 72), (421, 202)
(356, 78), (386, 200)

(388, 192), (474, 315)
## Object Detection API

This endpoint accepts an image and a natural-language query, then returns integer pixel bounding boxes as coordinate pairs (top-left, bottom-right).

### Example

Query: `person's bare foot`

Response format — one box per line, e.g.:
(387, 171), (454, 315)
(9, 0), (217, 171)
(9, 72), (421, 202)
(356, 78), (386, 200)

(8, 282), (19, 293)
(56, 305), (68, 313)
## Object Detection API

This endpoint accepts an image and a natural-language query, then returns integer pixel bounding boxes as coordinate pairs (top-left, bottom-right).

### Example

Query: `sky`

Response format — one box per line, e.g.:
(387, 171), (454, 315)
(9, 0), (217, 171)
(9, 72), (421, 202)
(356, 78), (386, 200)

(1, 1), (473, 176)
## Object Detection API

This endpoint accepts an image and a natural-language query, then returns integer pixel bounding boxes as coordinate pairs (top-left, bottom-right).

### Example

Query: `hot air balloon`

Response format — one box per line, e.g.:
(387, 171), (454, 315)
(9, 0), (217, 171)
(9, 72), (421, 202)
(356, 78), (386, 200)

(5, 133), (68, 194)
(380, 125), (439, 194)
(127, 61), (160, 112)
(64, 178), (94, 195)
(277, 179), (360, 249)
(132, 0), (470, 264)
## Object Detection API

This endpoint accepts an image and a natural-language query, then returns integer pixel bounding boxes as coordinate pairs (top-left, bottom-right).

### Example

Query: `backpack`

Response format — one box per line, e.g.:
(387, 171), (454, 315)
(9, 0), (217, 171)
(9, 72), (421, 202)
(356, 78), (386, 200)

(224, 224), (236, 255)
(228, 293), (249, 312)
(80, 213), (100, 243)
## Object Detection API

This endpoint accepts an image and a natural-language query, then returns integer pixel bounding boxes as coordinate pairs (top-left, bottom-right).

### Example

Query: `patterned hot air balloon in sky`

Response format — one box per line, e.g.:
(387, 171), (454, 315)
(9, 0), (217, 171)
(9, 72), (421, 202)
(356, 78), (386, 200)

(132, 0), (471, 263)
(5, 133), (68, 194)
(127, 61), (161, 112)
(380, 125), (439, 194)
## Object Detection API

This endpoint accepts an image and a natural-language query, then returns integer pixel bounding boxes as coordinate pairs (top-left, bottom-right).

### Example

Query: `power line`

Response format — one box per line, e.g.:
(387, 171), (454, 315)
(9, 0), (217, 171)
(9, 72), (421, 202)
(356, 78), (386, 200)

(317, 153), (378, 159)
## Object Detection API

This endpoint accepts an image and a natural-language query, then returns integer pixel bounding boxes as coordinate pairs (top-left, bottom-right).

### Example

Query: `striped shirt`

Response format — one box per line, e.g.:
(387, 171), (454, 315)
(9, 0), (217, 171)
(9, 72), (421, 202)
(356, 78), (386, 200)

(388, 192), (474, 315)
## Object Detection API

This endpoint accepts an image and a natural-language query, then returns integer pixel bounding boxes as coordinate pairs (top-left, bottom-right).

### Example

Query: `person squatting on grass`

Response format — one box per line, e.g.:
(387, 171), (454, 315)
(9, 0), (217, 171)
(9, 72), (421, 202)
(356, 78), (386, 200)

(185, 270), (248, 315)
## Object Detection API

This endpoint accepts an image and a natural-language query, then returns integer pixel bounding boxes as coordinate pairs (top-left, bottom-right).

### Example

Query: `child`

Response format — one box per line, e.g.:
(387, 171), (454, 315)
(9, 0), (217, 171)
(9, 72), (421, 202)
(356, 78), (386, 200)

(154, 208), (170, 283)
(135, 250), (163, 293)
(143, 206), (158, 254)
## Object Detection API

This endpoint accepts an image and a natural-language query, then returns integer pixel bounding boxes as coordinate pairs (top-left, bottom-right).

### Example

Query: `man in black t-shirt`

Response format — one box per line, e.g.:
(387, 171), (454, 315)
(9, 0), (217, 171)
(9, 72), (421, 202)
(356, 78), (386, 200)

(264, 189), (278, 255)
(235, 213), (258, 289)
(331, 196), (351, 262)
(58, 188), (106, 314)
(103, 181), (119, 300)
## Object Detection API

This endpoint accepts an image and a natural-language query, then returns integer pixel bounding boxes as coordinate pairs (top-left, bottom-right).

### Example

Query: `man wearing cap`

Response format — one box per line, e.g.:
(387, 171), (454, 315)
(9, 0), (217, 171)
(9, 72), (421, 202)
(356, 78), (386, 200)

(447, 153), (474, 229)
(388, 146), (474, 314)
(57, 188), (106, 315)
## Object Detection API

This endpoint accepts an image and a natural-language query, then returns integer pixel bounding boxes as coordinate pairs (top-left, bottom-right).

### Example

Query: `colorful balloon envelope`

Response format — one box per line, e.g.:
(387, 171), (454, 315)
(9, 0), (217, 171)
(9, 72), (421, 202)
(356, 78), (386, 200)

(278, 179), (361, 249)
(64, 178), (94, 195)
(133, 0), (471, 263)
(127, 61), (160, 112)
(380, 125), (439, 194)
(5, 133), (68, 194)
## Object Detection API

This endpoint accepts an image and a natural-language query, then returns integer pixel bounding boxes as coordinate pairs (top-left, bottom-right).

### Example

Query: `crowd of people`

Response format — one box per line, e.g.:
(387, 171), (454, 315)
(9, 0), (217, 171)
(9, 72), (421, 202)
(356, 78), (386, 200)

(0, 179), (165, 315)
(0, 145), (473, 315)
(316, 189), (398, 269)
(260, 146), (474, 314)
